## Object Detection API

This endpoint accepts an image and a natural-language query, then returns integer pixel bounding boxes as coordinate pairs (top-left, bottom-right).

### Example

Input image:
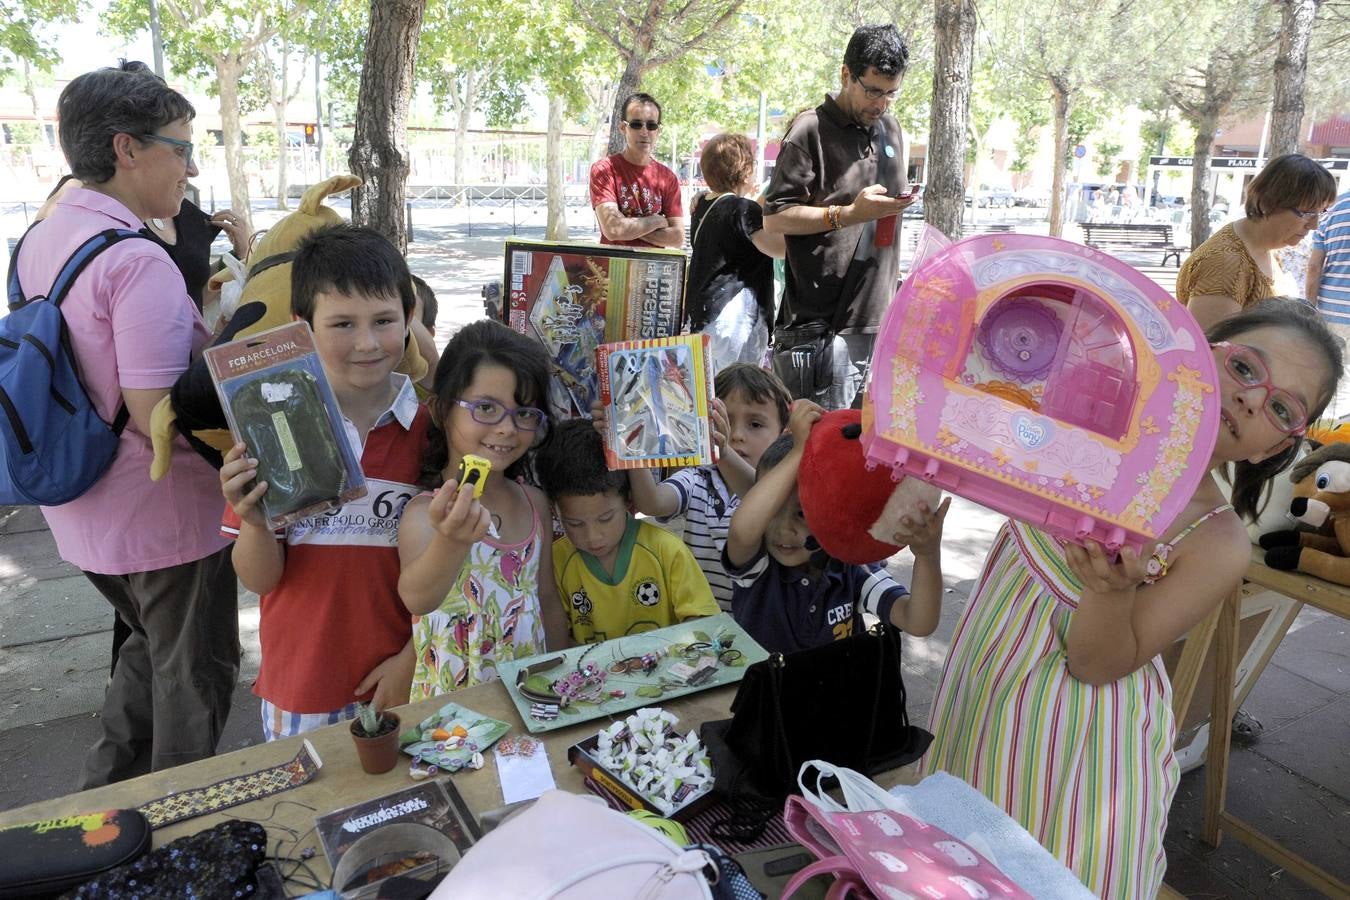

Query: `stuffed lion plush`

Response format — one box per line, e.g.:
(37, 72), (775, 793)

(149, 175), (428, 480)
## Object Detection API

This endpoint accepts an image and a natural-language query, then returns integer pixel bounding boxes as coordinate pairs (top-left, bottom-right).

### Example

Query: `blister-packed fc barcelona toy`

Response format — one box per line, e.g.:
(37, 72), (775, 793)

(596, 334), (714, 470)
(206, 322), (366, 528)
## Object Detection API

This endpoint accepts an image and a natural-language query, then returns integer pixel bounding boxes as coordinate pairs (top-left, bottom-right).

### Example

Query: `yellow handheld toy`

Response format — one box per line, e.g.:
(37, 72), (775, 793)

(457, 454), (492, 498)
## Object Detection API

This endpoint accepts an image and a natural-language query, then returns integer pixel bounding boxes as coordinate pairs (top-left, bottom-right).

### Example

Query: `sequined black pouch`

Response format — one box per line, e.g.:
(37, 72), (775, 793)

(62, 821), (267, 900)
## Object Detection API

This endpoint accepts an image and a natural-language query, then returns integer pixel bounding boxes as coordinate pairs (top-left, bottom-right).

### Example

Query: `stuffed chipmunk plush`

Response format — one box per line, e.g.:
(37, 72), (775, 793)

(1259, 441), (1350, 585)
(797, 408), (943, 565)
(148, 175), (428, 480)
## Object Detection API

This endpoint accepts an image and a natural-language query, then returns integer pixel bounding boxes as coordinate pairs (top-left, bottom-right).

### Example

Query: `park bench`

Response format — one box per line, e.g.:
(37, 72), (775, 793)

(1081, 222), (1186, 267)
(960, 223), (1014, 236)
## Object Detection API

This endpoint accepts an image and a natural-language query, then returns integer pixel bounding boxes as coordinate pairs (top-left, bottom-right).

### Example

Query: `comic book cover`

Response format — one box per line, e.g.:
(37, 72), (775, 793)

(502, 240), (686, 418)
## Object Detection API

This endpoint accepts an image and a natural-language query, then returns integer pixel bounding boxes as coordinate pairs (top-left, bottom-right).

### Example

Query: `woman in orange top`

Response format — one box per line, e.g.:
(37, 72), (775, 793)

(1178, 153), (1336, 329)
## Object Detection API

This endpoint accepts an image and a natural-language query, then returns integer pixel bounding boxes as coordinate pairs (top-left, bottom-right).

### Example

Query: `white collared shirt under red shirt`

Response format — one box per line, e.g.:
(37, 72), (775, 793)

(222, 375), (430, 713)
(588, 152), (684, 247)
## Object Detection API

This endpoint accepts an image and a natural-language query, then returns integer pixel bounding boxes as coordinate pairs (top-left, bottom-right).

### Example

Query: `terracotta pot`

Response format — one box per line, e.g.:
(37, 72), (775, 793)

(350, 712), (402, 775)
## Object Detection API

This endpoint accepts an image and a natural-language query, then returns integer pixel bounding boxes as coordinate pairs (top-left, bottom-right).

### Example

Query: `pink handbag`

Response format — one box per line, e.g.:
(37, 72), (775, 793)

(782, 763), (1033, 900)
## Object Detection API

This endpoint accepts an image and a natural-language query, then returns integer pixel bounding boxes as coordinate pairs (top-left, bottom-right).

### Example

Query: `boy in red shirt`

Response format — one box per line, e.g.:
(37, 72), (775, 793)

(221, 224), (430, 740)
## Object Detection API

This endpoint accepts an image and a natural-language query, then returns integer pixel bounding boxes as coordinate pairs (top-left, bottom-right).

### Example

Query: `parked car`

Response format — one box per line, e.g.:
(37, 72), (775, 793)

(1013, 187), (1049, 208)
(965, 183), (1015, 208)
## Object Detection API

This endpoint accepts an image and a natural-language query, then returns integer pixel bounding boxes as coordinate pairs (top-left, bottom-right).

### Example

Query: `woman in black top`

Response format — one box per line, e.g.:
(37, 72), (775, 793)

(144, 199), (249, 310)
(687, 133), (785, 372)
(40, 175), (250, 310)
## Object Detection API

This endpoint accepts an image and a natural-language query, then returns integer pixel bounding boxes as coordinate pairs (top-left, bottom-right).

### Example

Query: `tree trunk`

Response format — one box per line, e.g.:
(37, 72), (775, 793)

(546, 95), (568, 241)
(22, 59), (52, 149)
(273, 102), (290, 209)
(274, 46), (291, 210)
(589, 81), (615, 164)
(925, 0), (976, 240)
(1189, 106), (1220, 249)
(217, 55), (253, 238)
(1268, 0), (1320, 158)
(452, 71), (478, 187)
(1047, 77), (1071, 239)
(607, 54), (644, 156)
(349, 0), (427, 253)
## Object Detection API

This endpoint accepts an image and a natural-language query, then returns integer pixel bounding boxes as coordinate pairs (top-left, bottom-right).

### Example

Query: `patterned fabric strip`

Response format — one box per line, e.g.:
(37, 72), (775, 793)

(137, 740), (323, 829)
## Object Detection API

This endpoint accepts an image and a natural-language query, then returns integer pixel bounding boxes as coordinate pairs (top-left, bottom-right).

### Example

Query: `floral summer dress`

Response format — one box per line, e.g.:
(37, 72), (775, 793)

(921, 505), (1231, 899)
(410, 480), (547, 699)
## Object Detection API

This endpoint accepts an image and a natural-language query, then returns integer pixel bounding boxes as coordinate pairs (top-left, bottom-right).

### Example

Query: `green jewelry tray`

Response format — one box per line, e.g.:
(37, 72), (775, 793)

(496, 613), (769, 733)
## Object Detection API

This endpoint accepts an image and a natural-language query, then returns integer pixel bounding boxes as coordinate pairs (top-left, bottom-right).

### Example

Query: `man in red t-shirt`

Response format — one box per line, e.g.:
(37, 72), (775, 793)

(589, 92), (685, 248)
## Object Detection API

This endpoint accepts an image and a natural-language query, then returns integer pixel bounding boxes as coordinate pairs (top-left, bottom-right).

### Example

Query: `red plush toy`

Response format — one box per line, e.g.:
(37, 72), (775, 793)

(798, 409), (943, 564)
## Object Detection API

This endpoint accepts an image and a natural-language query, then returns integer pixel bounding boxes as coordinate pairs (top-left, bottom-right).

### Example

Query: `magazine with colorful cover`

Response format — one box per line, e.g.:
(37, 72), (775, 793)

(314, 778), (480, 868)
(596, 334), (714, 470)
(502, 239), (686, 418)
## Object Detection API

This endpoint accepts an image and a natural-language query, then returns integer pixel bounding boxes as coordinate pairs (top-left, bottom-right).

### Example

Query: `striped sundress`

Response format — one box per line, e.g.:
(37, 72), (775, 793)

(922, 508), (1230, 899)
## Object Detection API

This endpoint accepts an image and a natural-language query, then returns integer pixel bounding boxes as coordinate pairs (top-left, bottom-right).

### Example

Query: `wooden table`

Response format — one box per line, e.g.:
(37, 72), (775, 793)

(1200, 548), (1350, 896)
(0, 679), (748, 888)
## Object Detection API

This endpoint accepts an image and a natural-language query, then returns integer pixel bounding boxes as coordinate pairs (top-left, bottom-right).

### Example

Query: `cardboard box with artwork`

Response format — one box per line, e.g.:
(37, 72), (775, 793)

(501, 240), (686, 418)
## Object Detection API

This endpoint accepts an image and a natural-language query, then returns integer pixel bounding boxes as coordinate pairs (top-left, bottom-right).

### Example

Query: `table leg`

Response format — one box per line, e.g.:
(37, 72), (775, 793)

(1169, 601), (1221, 726)
(1201, 590), (1241, 847)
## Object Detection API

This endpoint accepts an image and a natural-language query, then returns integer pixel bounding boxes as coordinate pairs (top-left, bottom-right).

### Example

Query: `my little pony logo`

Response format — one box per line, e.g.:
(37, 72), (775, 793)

(1010, 412), (1053, 450)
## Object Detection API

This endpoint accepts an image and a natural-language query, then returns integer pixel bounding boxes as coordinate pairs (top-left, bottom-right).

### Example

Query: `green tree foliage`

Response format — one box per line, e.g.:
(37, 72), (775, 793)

(105, 0), (315, 234)
(1160, 0), (1276, 247)
(638, 1), (931, 175)
(1093, 139), (1122, 177)
(571, 0), (748, 154)
(982, 0), (1186, 235)
(0, 1), (80, 79)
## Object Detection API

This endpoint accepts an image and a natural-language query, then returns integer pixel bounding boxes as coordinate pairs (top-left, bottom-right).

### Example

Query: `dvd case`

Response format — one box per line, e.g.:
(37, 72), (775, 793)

(314, 778), (480, 868)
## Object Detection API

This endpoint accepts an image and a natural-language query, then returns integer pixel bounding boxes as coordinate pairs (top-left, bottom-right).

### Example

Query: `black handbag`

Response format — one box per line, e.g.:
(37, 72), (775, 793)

(770, 318), (841, 406)
(705, 623), (933, 804)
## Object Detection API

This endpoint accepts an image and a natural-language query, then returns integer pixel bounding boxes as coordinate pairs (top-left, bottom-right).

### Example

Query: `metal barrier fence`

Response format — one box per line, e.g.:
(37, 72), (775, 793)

(2, 185), (603, 253)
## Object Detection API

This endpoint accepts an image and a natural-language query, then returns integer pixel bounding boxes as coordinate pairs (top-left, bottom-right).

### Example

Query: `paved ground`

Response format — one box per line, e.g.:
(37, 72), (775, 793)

(1, 211), (1346, 897)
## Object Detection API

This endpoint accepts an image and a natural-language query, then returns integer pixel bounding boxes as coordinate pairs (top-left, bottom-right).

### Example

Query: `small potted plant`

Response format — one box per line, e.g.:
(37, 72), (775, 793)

(350, 702), (401, 775)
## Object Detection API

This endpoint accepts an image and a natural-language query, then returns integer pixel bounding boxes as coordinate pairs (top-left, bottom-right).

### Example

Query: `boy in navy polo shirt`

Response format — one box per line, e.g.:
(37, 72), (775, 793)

(723, 401), (948, 654)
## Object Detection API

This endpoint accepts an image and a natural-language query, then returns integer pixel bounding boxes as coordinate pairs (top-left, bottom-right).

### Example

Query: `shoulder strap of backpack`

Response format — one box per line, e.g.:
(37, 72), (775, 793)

(8, 227), (152, 310)
(246, 250), (297, 281)
(10, 227), (150, 436)
(48, 229), (153, 308)
(6, 228), (33, 308)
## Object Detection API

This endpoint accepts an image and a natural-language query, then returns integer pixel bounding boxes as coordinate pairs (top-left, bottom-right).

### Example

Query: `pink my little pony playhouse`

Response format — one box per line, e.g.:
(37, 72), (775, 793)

(862, 232), (1220, 554)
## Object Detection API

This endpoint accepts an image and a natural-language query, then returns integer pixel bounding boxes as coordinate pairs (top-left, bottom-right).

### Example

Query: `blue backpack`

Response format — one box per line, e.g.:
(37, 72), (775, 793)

(1, 227), (149, 505)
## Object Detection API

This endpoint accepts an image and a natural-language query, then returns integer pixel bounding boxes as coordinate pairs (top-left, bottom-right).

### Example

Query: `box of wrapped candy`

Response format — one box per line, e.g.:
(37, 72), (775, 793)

(567, 708), (715, 821)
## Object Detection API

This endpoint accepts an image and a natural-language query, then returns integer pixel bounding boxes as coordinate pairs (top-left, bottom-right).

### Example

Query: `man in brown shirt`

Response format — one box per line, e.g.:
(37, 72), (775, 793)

(763, 24), (918, 408)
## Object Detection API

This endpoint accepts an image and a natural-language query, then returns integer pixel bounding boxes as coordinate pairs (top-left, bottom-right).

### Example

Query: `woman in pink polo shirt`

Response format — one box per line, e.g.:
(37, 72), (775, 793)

(14, 65), (239, 787)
